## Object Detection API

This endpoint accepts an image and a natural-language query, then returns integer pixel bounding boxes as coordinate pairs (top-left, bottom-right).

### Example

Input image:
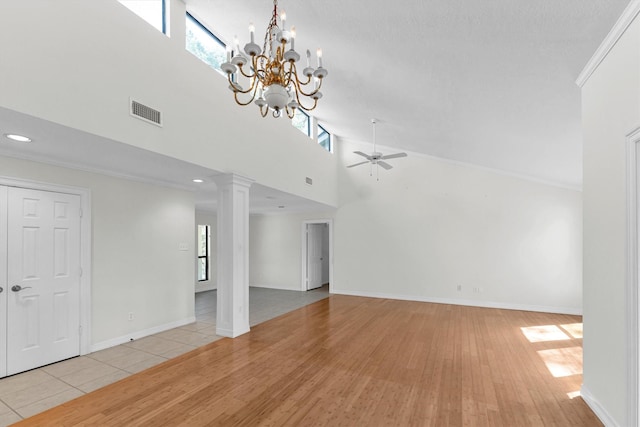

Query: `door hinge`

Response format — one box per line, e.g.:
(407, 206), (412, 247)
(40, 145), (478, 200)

(79, 208), (83, 218)
(79, 267), (83, 277)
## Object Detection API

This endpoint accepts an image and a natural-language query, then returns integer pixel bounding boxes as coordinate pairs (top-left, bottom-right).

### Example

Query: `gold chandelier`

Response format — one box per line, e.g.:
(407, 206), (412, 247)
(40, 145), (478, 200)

(220, 0), (328, 118)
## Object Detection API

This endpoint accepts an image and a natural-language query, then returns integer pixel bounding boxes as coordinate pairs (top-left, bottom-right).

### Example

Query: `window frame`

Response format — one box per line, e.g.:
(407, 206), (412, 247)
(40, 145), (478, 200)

(185, 11), (227, 73)
(197, 224), (210, 282)
(291, 109), (311, 138)
(318, 124), (331, 152)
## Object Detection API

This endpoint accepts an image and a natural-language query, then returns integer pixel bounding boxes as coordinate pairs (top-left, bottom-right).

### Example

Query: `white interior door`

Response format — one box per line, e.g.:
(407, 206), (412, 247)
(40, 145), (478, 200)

(6, 187), (81, 376)
(307, 224), (323, 290)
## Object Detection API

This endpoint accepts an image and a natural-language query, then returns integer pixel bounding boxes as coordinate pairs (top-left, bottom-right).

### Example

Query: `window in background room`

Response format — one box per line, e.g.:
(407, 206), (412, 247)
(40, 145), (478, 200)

(119, 0), (166, 33)
(318, 124), (331, 152)
(186, 13), (227, 73)
(197, 225), (210, 281)
(292, 109), (311, 137)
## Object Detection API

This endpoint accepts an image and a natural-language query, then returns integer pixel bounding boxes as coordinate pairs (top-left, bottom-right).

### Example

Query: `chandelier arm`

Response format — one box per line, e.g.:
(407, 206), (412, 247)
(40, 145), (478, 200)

(296, 74), (313, 87)
(293, 77), (323, 98)
(233, 89), (259, 107)
(226, 73), (258, 96)
(292, 90), (319, 112)
(260, 104), (269, 117)
(236, 63), (257, 79)
(285, 105), (296, 119)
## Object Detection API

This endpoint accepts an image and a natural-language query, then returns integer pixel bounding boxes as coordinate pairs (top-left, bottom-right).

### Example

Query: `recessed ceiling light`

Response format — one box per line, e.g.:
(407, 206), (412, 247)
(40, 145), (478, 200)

(192, 179), (204, 183)
(4, 133), (32, 143)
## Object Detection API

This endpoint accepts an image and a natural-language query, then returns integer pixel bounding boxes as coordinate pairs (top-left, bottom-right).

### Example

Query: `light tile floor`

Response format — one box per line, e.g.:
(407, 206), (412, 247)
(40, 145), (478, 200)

(0, 285), (329, 426)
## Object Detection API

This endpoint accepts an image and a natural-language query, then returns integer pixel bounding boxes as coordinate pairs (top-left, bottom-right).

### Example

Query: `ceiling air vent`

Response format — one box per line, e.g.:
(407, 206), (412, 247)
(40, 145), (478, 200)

(130, 98), (162, 127)
(305, 177), (313, 185)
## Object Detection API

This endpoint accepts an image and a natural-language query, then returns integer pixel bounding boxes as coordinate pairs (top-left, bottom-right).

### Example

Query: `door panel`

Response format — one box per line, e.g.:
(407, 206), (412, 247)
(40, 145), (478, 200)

(7, 187), (81, 376)
(307, 224), (323, 290)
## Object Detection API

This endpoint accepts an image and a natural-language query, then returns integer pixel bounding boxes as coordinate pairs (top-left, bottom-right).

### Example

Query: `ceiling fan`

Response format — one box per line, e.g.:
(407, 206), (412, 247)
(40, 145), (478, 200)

(347, 119), (407, 179)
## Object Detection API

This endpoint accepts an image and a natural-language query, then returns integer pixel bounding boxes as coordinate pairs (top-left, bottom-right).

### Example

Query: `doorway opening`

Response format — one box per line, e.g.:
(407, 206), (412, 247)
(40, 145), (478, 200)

(301, 220), (332, 292)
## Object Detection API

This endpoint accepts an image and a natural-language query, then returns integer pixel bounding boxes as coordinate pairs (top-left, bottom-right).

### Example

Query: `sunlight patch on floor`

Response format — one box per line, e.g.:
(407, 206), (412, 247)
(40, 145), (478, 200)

(537, 346), (583, 378)
(567, 390), (581, 399)
(559, 323), (583, 339)
(521, 325), (571, 343)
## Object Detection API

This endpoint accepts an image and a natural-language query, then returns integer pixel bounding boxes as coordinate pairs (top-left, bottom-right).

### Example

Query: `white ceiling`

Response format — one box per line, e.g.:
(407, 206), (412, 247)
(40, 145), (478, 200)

(186, 0), (630, 189)
(0, 1), (630, 210)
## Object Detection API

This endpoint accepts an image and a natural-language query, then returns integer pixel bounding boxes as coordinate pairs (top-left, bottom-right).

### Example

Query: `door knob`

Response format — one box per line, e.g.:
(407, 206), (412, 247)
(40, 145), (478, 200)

(0, 287), (2, 293)
(11, 285), (32, 292)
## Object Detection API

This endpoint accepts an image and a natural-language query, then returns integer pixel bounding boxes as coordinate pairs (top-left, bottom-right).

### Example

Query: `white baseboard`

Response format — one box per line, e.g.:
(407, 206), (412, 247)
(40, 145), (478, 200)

(215, 326), (250, 338)
(90, 316), (196, 353)
(580, 385), (619, 426)
(331, 289), (582, 315)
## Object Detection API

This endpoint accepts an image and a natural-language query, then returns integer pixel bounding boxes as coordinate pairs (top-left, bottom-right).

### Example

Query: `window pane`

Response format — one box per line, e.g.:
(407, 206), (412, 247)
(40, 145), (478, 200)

(318, 125), (331, 152)
(186, 14), (226, 72)
(119, 0), (164, 33)
(197, 225), (208, 257)
(197, 257), (207, 281)
(292, 109), (310, 137)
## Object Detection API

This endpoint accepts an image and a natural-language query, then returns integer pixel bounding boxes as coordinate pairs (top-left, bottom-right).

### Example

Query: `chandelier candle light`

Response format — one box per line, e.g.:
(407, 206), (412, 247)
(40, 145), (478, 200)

(220, 0), (328, 118)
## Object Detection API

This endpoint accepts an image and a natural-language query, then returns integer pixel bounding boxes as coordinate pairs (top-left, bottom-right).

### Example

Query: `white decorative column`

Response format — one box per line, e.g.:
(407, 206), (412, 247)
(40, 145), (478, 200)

(213, 173), (254, 338)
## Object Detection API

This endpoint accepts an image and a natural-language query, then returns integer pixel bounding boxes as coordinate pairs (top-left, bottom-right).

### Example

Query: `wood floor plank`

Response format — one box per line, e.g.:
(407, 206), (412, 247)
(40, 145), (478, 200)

(14, 296), (602, 426)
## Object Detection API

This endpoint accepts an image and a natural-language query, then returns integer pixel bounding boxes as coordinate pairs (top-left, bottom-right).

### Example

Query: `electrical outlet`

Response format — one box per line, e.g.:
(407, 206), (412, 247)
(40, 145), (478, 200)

(456, 285), (462, 292)
(128, 312), (134, 321)
(473, 287), (480, 293)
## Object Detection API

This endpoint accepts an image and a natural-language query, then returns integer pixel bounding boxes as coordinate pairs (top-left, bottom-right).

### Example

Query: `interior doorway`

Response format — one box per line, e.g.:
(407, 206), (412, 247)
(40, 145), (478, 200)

(0, 178), (92, 378)
(301, 220), (332, 292)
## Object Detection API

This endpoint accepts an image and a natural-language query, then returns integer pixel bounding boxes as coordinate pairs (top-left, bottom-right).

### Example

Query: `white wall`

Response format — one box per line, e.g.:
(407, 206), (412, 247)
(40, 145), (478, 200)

(195, 210), (216, 292)
(580, 14), (640, 426)
(334, 139), (583, 314)
(250, 213), (334, 290)
(0, 155), (195, 348)
(0, 0), (338, 208)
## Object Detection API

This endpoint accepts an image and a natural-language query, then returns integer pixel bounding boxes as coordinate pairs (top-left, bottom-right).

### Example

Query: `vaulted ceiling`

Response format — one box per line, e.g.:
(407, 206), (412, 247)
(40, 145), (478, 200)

(186, 0), (630, 188)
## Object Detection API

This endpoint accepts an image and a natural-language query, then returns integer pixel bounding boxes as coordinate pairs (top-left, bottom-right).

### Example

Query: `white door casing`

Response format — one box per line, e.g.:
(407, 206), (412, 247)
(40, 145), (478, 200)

(0, 187), (7, 378)
(6, 187), (82, 375)
(307, 224), (323, 290)
(626, 128), (640, 427)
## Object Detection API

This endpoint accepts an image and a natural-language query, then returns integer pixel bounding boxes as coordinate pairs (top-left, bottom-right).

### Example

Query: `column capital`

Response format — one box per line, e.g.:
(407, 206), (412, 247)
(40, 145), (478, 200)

(212, 173), (254, 189)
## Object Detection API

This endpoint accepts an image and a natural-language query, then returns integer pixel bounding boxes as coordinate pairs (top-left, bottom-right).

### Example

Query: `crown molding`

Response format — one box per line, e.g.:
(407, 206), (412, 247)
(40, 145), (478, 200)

(576, 0), (640, 88)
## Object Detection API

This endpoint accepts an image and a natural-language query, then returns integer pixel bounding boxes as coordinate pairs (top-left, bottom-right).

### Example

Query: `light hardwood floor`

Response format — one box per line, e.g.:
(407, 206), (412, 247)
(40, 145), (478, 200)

(14, 296), (600, 426)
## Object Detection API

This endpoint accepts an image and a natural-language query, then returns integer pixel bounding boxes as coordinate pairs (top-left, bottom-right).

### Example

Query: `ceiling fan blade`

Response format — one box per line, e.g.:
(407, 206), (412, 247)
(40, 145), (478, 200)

(353, 151), (372, 159)
(378, 161), (393, 170)
(380, 152), (407, 160)
(347, 161), (370, 168)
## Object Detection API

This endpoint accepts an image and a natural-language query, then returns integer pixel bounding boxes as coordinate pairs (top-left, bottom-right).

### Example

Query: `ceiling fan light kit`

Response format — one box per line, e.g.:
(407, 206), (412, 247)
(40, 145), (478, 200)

(347, 119), (407, 180)
(220, 0), (328, 119)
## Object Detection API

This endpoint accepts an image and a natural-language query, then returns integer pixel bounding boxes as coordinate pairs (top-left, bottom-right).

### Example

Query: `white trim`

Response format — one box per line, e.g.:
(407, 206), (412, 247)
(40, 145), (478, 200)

(0, 186), (7, 378)
(626, 127), (640, 427)
(0, 151), (196, 193)
(91, 316), (196, 353)
(576, 1), (640, 88)
(301, 219), (333, 293)
(331, 289), (582, 315)
(580, 385), (621, 427)
(0, 176), (93, 356)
